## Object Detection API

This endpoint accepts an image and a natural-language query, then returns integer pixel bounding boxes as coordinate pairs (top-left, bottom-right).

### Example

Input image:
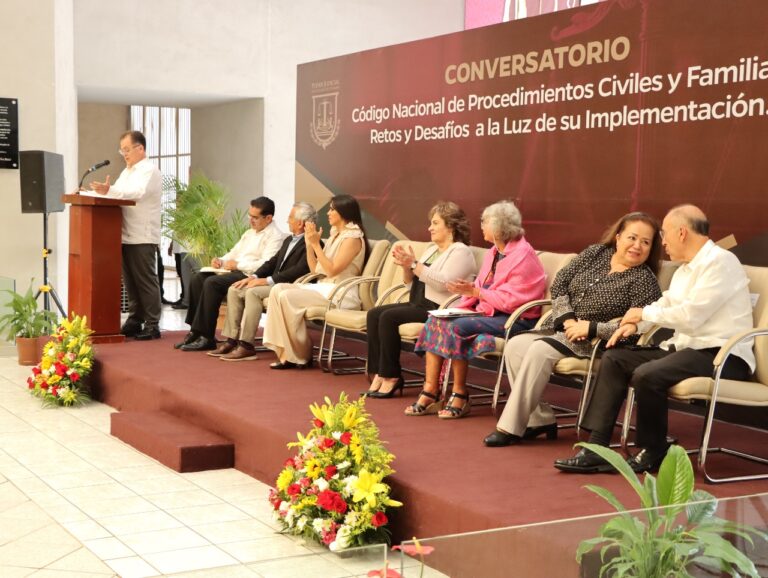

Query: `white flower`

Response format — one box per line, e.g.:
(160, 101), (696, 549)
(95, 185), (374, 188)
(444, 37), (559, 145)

(312, 518), (325, 533)
(336, 461), (351, 470)
(334, 525), (352, 550)
(279, 501), (290, 513)
(285, 507), (296, 527)
(331, 431), (342, 440)
(341, 475), (358, 497)
(48, 349), (56, 358)
(296, 516), (307, 531)
(344, 511), (359, 527)
(314, 477), (329, 492)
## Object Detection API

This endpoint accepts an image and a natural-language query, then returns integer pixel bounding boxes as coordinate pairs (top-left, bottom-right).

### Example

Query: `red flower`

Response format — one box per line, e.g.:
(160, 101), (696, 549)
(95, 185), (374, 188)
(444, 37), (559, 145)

(316, 489), (348, 514)
(368, 568), (402, 578)
(313, 418), (324, 428)
(284, 457), (296, 469)
(69, 372), (80, 383)
(393, 543), (435, 556)
(54, 362), (67, 377)
(371, 511), (388, 527)
(40, 381), (49, 390)
(324, 465), (337, 478)
(268, 489), (281, 510)
(51, 386), (59, 397)
(340, 432), (352, 445)
(286, 483), (301, 498)
(27, 377), (34, 389)
(32, 366), (41, 376)
(299, 477), (311, 488)
(317, 437), (336, 451)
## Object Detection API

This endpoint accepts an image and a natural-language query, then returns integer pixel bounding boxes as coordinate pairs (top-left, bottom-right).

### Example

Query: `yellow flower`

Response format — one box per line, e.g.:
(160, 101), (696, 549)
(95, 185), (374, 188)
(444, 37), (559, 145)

(79, 344), (91, 357)
(342, 405), (365, 430)
(350, 432), (363, 464)
(47, 374), (61, 385)
(78, 358), (92, 370)
(352, 469), (387, 507)
(276, 469), (294, 492)
(60, 389), (77, 404)
(41, 358), (52, 370)
(309, 398), (334, 429)
(304, 458), (322, 480)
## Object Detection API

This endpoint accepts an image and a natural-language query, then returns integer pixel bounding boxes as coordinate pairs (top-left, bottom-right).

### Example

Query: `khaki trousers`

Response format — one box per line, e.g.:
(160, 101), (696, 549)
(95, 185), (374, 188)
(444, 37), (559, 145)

(222, 284), (272, 343)
(495, 332), (566, 436)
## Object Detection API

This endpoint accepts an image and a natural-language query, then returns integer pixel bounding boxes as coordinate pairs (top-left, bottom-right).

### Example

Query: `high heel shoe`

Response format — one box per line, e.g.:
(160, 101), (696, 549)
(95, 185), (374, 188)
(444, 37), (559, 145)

(361, 375), (384, 398)
(438, 392), (471, 420)
(368, 377), (404, 399)
(404, 389), (441, 416)
(522, 423), (558, 441)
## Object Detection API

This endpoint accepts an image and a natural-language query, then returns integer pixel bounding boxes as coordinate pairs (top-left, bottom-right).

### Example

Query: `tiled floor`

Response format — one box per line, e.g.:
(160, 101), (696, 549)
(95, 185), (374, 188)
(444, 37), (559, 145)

(0, 350), (400, 577)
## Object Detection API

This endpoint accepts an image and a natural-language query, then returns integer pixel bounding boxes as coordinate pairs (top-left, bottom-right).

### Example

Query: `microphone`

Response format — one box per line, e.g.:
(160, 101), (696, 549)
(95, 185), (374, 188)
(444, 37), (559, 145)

(77, 159), (111, 190)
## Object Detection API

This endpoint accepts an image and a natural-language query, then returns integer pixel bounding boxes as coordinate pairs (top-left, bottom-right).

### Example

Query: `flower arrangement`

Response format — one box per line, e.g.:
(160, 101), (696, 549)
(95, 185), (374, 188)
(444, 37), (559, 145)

(269, 393), (402, 551)
(26, 315), (94, 406)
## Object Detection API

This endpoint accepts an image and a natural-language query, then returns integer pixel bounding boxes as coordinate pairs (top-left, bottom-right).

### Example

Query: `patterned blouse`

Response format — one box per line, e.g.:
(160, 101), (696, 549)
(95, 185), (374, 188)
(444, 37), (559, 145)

(537, 244), (662, 358)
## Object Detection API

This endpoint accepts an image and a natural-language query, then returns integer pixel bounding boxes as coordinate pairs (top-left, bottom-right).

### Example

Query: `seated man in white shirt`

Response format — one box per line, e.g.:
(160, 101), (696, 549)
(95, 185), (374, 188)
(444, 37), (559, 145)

(176, 196), (286, 351)
(555, 204), (755, 474)
(90, 130), (163, 341)
(208, 202), (317, 361)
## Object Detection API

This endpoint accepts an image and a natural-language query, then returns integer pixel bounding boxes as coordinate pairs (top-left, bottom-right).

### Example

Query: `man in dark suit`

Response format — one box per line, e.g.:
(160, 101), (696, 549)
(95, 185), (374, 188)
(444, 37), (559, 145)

(210, 202), (318, 361)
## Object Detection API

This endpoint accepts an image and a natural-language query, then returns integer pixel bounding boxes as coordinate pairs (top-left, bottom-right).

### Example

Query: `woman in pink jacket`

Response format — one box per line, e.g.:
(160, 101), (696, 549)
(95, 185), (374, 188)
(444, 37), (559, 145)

(405, 200), (546, 419)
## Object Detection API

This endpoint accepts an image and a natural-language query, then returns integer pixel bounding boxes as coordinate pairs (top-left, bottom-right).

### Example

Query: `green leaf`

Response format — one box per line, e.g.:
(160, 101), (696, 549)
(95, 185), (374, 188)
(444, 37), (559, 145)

(657, 445), (694, 508)
(694, 531), (760, 577)
(685, 490), (718, 525)
(584, 484), (627, 513)
(578, 443), (651, 508)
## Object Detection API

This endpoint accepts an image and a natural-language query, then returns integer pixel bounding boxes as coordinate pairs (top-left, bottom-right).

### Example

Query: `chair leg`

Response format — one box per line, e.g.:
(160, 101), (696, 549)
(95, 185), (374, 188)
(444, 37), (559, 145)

(325, 327), (338, 373)
(491, 358), (506, 415)
(620, 387), (635, 454)
(317, 319), (329, 369)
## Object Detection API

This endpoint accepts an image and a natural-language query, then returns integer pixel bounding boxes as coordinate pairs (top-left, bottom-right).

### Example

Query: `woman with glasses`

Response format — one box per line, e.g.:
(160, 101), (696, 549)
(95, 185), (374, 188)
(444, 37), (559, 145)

(483, 212), (663, 446)
(404, 201), (546, 418)
(263, 194), (368, 369)
(363, 202), (476, 399)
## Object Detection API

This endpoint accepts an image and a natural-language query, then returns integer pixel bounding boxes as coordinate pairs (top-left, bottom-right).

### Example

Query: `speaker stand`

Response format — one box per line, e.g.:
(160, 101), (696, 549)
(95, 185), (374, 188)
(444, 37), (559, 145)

(34, 211), (66, 317)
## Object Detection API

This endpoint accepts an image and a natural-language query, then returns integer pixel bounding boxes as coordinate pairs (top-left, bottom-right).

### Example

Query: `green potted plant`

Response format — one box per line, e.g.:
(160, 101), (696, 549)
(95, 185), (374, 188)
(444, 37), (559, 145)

(0, 282), (58, 365)
(576, 443), (766, 578)
(163, 173), (248, 266)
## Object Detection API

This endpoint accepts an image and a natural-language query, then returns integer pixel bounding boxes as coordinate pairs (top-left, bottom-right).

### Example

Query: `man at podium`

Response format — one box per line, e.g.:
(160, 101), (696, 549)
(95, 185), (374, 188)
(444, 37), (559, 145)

(89, 130), (163, 340)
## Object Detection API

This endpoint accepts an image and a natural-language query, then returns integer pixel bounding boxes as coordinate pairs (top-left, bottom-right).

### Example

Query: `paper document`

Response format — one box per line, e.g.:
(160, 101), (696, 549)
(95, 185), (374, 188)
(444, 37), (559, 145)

(428, 308), (481, 318)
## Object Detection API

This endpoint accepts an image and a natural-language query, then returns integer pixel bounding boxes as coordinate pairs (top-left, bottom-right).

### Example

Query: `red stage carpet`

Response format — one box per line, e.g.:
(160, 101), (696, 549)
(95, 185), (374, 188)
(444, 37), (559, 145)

(92, 330), (768, 577)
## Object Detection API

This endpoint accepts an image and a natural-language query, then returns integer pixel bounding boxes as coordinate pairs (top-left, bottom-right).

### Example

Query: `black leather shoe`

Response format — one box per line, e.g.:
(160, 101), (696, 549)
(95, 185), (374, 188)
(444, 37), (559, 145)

(180, 336), (217, 351)
(626, 447), (667, 473)
(483, 430), (521, 447)
(174, 332), (198, 350)
(120, 323), (142, 337)
(134, 326), (161, 341)
(554, 448), (613, 473)
(171, 302), (188, 310)
(522, 423), (558, 441)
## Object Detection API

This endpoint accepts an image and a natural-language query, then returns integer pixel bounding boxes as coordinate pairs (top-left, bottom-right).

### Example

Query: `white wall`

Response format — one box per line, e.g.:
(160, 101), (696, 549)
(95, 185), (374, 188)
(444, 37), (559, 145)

(72, 0), (465, 224)
(0, 0), (77, 311)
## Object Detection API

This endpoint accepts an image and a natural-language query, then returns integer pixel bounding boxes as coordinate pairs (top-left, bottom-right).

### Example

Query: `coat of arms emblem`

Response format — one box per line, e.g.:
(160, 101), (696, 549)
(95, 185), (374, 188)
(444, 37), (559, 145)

(310, 91), (341, 149)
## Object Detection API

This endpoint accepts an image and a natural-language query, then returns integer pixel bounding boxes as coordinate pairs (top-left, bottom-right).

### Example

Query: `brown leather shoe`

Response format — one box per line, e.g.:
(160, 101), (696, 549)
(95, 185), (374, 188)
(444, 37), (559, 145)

(206, 339), (237, 357)
(220, 345), (259, 362)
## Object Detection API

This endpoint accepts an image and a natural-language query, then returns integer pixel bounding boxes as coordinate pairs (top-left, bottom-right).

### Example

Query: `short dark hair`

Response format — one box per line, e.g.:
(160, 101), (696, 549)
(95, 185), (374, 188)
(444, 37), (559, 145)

(429, 201), (471, 246)
(600, 211), (662, 275)
(120, 130), (146, 149)
(250, 196), (275, 217)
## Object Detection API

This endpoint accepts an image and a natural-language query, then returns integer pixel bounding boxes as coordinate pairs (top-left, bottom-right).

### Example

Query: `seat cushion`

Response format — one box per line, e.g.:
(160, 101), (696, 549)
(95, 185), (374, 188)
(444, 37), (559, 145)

(305, 305), (328, 321)
(553, 357), (593, 376)
(399, 322), (425, 341)
(325, 310), (367, 332)
(669, 377), (768, 406)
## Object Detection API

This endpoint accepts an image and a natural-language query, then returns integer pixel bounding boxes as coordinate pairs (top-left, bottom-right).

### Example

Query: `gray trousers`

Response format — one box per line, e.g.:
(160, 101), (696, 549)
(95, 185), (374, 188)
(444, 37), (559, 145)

(496, 332), (566, 436)
(122, 243), (161, 328)
(222, 284), (272, 342)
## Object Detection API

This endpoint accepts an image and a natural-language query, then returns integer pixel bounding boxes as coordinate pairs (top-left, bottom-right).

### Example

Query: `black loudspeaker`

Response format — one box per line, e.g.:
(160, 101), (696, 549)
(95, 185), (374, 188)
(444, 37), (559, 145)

(19, 150), (65, 214)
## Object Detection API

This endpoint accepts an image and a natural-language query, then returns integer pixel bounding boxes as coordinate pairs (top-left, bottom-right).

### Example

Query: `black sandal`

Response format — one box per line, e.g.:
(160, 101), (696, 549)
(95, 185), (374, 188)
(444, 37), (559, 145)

(438, 392), (471, 420)
(404, 389), (441, 416)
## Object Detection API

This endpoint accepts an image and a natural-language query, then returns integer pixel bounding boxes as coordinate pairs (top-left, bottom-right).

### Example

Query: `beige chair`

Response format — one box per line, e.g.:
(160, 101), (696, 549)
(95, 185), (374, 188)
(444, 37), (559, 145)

(620, 264), (768, 483)
(319, 240), (431, 373)
(309, 239), (391, 367)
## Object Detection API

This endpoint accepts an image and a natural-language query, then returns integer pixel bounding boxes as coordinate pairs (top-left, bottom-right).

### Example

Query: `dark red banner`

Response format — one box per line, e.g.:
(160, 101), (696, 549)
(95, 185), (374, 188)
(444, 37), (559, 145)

(296, 0), (768, 259)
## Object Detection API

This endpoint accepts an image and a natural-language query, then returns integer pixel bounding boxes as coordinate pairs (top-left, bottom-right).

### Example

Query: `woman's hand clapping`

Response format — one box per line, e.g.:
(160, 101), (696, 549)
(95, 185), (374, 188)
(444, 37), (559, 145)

(304, 222), (323, 247)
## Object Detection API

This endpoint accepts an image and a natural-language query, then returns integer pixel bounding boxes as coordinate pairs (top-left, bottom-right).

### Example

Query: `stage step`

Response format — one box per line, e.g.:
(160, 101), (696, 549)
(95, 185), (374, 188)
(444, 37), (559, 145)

(111, 411), (234, 472)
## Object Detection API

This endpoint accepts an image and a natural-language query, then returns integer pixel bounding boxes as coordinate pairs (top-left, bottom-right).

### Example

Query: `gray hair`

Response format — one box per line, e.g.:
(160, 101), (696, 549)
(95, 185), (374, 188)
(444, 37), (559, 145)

(292, 202), (317, 224)
(481, 200), (524, 243)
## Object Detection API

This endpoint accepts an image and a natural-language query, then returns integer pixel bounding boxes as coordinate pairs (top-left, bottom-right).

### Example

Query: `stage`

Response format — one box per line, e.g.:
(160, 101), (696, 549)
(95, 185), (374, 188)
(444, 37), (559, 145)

(92, 330), (768, 577)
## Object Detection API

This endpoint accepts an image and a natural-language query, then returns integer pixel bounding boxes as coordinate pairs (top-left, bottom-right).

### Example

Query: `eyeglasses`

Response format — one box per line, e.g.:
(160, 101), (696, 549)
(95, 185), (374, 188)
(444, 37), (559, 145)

(118, 144), (140, 156)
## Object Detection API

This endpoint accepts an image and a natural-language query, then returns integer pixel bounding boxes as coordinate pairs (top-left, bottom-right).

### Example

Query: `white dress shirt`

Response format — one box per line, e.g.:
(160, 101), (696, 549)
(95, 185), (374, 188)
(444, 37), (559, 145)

(103, 158), (163, 244)
(221, 221), (286, 276)
(642, 240), (756, 372)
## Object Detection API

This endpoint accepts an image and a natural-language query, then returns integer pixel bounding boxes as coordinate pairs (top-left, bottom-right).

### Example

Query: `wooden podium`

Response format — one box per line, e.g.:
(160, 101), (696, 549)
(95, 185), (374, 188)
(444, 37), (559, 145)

(63, 194), (135, 343)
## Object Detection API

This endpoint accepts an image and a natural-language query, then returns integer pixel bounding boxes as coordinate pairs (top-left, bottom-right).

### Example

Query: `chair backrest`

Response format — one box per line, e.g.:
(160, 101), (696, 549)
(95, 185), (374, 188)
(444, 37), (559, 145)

(743, 265), (768, 385)
(359, 239), (391, 310)
(469, 245), (487, 276)
(537, 252), (578, 300)
(656, 260), (680, 291)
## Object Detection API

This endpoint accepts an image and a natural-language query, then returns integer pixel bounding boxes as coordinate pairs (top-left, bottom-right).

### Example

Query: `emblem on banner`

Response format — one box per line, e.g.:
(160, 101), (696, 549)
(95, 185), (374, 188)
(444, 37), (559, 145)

(310, 81), (341, 149)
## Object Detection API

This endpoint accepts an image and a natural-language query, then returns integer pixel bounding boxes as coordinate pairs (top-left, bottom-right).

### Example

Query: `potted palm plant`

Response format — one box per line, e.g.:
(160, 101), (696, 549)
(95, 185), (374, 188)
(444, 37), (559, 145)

(162, 173), (248, 266)
(577, 443), (766, 578)
(0, 282), (58, 365)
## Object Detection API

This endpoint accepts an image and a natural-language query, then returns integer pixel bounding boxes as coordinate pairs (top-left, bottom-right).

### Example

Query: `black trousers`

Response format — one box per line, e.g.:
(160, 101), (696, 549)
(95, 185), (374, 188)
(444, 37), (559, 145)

(122, 244), (161, 329)
(366, 303), (430, 378)
(581, 346), (751, 450)
(185, 270), (246, 339)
